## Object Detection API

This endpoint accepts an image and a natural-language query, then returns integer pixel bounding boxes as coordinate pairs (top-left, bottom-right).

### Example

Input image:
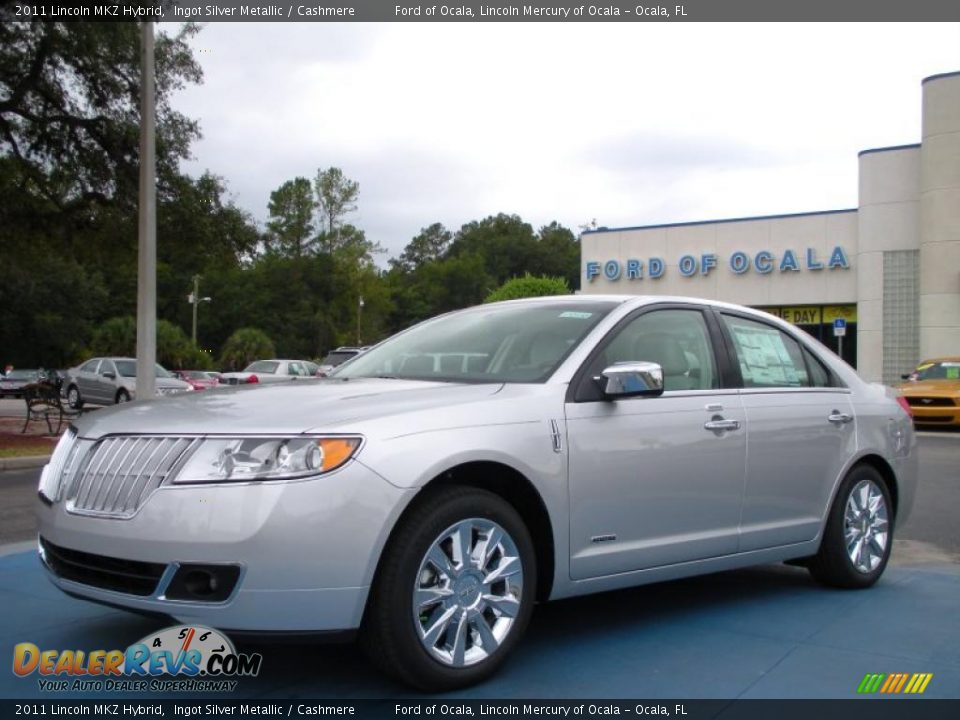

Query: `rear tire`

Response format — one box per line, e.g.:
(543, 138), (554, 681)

(361, 486), (536, 691)
(808, 465), (893, 589)
(67, 385), (83, 410)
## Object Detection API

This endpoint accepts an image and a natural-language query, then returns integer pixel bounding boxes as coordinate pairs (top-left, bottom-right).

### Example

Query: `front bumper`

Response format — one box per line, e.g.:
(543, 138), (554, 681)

(37, 459), (413, 632)
(909, 405), (960, 426)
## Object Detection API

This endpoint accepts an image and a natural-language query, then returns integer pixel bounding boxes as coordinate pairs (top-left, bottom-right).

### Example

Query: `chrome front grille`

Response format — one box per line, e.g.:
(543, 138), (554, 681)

(62, 436), (199, 518)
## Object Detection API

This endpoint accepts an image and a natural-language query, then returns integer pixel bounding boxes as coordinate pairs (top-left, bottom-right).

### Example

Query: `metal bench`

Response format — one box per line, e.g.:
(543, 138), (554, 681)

(22, 381), (82, 436)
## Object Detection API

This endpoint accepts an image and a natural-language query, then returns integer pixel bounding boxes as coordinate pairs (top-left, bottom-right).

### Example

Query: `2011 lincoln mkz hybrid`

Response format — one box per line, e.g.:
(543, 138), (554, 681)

(36, 296), (917, 690)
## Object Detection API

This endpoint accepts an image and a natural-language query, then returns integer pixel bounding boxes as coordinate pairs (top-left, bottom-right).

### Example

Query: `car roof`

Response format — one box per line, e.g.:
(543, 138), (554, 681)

(917, 357), (960, 364)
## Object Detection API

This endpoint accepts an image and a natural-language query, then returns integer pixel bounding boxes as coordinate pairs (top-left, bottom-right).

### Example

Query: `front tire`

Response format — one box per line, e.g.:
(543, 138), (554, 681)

(808, 465), (893, 588)
(67, 385), (83, 410)
(361, 486), (536, 691)
(116, 389), (130, 404)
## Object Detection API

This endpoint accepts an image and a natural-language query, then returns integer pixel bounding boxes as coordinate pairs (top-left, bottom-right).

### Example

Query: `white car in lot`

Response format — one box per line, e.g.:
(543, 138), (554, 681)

(64, 357), (192, 408)
(37, 296), (916, 690)
(219, 359), (317, 385)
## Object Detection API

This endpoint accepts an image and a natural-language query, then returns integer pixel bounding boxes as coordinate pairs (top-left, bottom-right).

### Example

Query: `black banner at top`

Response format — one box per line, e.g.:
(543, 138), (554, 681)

(3, 0), (960, 22)
(0, 700), (959, 720)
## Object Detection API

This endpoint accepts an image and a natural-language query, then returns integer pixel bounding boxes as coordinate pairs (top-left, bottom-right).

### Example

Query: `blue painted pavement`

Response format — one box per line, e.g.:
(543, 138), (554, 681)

(1, 550), (958, 700)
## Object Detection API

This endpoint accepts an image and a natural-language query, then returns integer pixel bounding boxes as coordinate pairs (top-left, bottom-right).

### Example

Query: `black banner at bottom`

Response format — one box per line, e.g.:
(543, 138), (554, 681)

(1, 700), (958, 720)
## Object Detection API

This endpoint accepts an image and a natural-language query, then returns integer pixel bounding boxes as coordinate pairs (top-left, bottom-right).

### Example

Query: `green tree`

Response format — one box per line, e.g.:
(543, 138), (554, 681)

(266, 177), (315, 257)
(0, 22), (202, 216)
(156, 320), (192, 369)
(90, 317), (136, 357)
(447, 214), (539, 287)
(0, 223), (108, 366)
(390, 222), (452, 273)
(219, 328), (276, 370)
(484, 274), (570, 303)
(534, 222), (581, 290)
(314, 166), (359, 245)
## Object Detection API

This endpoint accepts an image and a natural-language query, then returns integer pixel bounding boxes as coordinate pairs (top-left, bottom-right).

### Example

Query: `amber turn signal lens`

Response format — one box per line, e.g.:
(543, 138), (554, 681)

(318, 438), (362, 472)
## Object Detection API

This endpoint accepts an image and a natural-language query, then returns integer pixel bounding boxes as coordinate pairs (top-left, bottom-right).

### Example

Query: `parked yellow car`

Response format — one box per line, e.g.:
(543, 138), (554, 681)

(897, 357), (960, 427)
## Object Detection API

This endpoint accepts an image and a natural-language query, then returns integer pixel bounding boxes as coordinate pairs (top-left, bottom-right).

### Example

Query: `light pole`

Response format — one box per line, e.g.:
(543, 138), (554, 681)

(356, 295), (364, 345)
(135, 20), (157, 400)
(188, 274), (212, 345)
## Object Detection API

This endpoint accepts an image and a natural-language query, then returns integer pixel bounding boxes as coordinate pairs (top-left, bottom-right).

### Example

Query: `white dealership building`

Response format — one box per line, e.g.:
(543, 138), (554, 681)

(580, 71), (960, 385)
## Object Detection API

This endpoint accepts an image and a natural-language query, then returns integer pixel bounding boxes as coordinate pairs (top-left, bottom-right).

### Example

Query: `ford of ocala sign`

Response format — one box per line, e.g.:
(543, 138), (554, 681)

(585, 246), (850, 282)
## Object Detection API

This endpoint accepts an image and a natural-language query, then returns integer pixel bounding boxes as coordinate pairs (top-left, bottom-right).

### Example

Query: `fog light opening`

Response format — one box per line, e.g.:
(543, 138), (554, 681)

(182, 570), (218, 597)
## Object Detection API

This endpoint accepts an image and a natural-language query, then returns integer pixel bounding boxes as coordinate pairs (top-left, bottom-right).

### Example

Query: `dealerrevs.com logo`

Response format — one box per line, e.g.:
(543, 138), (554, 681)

(13, 625), (262, 692)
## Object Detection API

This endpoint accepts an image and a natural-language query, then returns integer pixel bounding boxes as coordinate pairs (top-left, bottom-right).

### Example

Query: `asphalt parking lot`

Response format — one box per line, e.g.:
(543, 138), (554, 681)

(0, 433), (958, 700)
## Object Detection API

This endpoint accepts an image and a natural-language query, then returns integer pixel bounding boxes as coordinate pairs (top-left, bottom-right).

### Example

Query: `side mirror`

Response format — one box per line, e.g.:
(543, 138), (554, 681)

(102, 371), (116, 380)
(596, 361), (665, 399)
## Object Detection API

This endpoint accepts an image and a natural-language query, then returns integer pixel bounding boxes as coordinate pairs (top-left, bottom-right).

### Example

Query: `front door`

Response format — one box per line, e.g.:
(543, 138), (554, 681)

(75, 359), (101, 400)
(565, 307), (746, 580)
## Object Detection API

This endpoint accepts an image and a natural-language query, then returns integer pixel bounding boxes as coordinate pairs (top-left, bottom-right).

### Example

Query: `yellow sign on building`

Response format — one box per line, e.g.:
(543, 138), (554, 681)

(759, 305), (857, 326)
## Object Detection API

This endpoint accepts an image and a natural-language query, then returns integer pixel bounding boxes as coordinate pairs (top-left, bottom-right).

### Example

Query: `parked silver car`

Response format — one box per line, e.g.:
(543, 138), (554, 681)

(219, 359), (317, 385)
(64, 357), (193, 408)
(37, 297), (916, 690)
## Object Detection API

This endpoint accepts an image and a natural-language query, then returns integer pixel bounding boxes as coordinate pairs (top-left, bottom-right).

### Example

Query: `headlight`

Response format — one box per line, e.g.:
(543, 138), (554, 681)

(38, 427), (78, 500)
(171, 436), (362, 484)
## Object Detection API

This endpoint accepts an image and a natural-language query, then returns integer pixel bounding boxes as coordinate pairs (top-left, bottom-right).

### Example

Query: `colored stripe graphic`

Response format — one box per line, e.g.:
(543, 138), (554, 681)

(858, 673), (885, 693)
(858, 673), (933, 694)
(906, 673), (934, 694)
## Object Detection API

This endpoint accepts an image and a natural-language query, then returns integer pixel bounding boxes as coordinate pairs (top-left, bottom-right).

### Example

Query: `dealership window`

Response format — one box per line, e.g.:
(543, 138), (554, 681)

(754, 305), (857, 368)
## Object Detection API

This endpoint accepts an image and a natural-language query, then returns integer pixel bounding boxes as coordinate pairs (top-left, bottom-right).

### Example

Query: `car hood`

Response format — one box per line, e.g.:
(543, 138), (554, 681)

(72, 378), (505, 439)
(896, 380), (960, 395)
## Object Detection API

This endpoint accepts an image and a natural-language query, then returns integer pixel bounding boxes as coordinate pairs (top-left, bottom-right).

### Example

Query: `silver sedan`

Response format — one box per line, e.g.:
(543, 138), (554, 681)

(36, 296), (916, 690)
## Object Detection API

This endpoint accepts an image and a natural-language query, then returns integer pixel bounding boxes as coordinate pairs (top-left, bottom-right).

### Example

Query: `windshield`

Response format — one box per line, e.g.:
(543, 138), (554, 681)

(115, 361), (172, 378)
(914, 361), (960, 381)
(335, 301), (616, 383)
(4, 370), (37, 381)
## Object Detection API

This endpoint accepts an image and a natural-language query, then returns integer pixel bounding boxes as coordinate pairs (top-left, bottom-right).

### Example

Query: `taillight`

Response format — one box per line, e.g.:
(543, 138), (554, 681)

(246, 374), (259, 384)
(895, 395), (913, 417)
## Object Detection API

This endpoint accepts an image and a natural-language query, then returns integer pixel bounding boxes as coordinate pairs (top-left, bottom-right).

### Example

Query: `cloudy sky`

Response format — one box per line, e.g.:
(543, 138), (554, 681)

(174, 22), (960, 261)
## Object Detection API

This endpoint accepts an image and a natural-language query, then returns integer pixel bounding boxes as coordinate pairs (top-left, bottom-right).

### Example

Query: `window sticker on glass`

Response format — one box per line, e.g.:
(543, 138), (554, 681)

(559, 311), (593, 319)
(729, 323), (803, 387)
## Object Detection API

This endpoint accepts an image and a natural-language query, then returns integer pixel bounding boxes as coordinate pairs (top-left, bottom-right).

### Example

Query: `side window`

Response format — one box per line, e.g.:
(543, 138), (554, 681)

(100, 360), (116, 376)
(802, 347), (833, 388)
(81, 360), (100, 374)
(721, 314), (810, 388)
(591, 309), (719, 392)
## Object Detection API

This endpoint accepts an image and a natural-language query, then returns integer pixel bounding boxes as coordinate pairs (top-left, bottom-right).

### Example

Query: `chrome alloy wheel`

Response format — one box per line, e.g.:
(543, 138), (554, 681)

(412, 518), (523, 668)
(844, 479), (890, 573)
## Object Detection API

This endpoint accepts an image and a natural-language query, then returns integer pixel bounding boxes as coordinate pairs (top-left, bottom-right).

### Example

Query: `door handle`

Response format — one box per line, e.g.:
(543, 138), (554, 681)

(704, 418), (741, 432)
(828, 411), (853, 425)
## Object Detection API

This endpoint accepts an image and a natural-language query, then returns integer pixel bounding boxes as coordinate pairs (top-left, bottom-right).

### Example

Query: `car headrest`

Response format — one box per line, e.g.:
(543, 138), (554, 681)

(631, 332), (689, 375)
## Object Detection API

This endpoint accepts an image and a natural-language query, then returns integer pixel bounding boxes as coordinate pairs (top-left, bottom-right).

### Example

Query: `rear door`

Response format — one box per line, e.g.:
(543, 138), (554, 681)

(565, 305), (746, 580)
(716, 311), (856, 551)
